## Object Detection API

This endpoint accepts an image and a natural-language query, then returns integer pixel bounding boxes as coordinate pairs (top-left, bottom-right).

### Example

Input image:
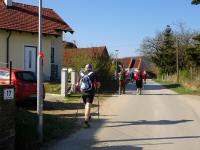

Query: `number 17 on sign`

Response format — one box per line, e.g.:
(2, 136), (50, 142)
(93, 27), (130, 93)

(3, 89), (14, 100)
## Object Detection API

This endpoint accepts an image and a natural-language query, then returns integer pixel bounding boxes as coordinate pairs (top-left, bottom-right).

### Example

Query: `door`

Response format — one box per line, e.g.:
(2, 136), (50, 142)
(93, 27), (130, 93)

(24, 46), (37, 72)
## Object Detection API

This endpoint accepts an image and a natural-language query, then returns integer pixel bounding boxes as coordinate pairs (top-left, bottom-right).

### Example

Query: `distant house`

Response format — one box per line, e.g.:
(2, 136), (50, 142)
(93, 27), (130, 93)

(117, 57), (143, 69)
(0, 0), (73, 81)
(117, 57), (133, 69)
(128, 58), (135, 69)
(129, 57), (143, 73)
(117, 57), (144, 73)
(63, 41), (77, 49)
(63, 46), (109, 69)
(133, 58), (142, 69)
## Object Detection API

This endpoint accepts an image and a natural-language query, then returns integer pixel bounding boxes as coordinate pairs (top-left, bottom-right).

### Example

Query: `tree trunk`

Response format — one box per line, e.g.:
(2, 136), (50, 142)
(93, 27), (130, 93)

(197, 67), (200, 80)
(190, 67), (193, 80)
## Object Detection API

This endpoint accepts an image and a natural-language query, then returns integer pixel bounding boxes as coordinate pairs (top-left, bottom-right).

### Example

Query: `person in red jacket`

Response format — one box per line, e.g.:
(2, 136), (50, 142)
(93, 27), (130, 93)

(134, 69), (143, 95)
(143, 70), (147, 84)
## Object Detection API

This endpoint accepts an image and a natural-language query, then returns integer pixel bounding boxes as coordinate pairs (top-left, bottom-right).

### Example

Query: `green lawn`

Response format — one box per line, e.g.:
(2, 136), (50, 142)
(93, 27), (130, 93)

(15, 107), (79, 150)
(44, 82), (61, 94)
(15, 93), (110, 150)
(155, 79), (200, 95)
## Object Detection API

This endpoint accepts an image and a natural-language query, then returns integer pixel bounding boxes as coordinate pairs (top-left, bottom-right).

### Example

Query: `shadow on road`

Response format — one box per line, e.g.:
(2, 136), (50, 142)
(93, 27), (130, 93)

(144, 84), (181, 91)
(126, 82), (180, 91)
(104, 119), (193, 128)
(97, 135), (200, 143)
(142, 93), (179, 96)
(124, 82), (180, 96)
(92, 145), (143, 150)
(18, 100), (98, 111)
(44, 100), (87, 111)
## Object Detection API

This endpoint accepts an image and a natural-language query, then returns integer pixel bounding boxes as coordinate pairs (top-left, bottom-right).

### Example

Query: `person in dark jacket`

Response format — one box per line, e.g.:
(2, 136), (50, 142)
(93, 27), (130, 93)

(118, 67), (126, 94)
(134, 69), (143, 95)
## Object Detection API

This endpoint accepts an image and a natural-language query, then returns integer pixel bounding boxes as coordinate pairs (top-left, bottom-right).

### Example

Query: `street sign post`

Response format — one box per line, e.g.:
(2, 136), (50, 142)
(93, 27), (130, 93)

(37, 0), (43, 142)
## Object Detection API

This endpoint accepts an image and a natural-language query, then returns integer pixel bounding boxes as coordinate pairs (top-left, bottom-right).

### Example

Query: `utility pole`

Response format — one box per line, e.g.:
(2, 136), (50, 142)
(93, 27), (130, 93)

(114, 50), (121, 95)
(37, 0), (43, 142)
(115, 50), (119, 80)
(176, 40), (179, 83)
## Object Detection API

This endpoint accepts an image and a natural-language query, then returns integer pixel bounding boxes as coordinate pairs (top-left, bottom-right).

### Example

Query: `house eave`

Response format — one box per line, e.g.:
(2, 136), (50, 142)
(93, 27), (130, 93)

(0, 28), (66, 36)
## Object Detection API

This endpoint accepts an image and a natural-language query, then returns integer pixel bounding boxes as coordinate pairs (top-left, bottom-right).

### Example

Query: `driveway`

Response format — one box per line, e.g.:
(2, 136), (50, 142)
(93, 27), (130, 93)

(47, 79), (200, 150)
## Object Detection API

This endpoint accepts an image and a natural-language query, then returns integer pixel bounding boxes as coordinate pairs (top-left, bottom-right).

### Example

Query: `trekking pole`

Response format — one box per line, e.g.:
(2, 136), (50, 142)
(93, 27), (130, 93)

(75, 98), (79, 119)
(75, 95), (82, 120)
(75, 83), (81, 120)
(97, 88), (100, 119)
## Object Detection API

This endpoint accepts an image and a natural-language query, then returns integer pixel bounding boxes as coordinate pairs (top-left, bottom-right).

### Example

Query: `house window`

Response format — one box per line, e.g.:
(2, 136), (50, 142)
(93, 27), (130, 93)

(51, 47), (55, 63)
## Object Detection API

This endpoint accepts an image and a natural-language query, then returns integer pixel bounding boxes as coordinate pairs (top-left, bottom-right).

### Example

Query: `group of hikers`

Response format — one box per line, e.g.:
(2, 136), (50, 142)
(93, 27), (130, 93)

(77, 63), (147, 128)
(118, 67), (147, 95)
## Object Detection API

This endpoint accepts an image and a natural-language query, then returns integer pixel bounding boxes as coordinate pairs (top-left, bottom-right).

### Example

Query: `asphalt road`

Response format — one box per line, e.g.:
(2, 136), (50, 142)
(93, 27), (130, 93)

(47, 79), (200, 150)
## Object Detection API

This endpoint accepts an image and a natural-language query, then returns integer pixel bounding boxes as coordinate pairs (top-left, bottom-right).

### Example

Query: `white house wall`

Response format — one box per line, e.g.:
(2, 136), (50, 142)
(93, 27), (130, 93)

(0, 30), (8, 67)
(0, 30), (63, 81)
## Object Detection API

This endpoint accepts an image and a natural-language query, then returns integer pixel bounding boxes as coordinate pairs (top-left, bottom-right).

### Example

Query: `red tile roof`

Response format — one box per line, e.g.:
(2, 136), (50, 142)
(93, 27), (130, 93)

(63, 46), (109, 67)
(134, 58), (142, 69)
(117, 57), (132, 68)
(0, 0), (73, 35)
(128, 58), (135, 68)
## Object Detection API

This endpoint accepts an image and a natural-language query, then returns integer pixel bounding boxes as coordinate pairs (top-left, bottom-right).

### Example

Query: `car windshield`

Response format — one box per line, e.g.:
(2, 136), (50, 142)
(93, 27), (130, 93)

(0, 70), (10, 79)
(15, 71), (36, 82)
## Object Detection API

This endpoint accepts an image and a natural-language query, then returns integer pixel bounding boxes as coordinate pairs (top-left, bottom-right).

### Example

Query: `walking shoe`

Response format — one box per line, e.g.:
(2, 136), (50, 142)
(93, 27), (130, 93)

(83, 121), (90, 128)
(89, 115), (92, 120)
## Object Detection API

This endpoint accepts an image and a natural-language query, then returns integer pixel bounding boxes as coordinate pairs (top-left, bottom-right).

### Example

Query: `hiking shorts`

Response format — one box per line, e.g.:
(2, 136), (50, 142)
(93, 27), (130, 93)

(82, 95), (94, 104)
(119, 80), (126, 87)
(136, 80), (143, 88)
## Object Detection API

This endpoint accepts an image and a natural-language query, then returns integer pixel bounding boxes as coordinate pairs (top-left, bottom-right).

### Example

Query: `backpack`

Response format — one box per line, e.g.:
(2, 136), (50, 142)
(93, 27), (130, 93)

(130, 72), (134, 78)
(137, 72), (143, 81)
(119, 71), (125, 81)
(80, 72), (93, 92)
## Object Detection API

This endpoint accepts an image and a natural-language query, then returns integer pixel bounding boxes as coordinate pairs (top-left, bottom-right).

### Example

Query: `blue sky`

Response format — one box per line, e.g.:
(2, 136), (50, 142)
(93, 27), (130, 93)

(16, 0), (200, 58)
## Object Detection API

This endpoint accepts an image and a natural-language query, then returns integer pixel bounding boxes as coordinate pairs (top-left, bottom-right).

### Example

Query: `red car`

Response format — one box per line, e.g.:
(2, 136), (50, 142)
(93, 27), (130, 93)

(0, 68), (45, 103)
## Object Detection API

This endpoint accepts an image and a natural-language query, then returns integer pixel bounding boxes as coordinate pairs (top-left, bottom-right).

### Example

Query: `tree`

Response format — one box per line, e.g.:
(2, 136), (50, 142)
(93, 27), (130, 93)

(140, 32), (163, 58)
(151, 25), (176, 75)
(186, 36), (200, 68)
(91, 53), (118, 91)
(64, 50), (118, 91)
(192, 0), (200, 5)
(173, 23), (198, 70)
(140, 24), (198, 77)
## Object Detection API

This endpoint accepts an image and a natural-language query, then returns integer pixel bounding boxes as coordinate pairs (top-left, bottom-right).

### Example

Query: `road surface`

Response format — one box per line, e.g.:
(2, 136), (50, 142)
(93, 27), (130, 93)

(47, 79), (200, 150)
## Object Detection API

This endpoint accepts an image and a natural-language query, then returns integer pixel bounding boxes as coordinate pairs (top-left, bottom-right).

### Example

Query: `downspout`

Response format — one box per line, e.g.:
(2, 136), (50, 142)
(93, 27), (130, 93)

(6, 31), (12, 68)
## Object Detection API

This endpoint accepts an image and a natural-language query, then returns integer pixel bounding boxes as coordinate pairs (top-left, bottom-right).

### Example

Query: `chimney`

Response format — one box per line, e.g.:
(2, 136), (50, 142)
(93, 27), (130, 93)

(4, 0), (12, 7)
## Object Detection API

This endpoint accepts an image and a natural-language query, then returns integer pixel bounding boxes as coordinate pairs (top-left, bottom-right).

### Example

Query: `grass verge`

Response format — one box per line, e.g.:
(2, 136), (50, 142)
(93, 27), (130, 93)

(15, 93), (112, 150)
(15, 107), (79, 150)
(44, 83), (61, 94)
(155, 79), (200, 95)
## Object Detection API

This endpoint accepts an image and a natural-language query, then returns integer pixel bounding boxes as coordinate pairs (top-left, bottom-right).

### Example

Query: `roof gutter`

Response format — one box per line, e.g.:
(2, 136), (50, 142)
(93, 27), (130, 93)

(6, 31), (12, 68)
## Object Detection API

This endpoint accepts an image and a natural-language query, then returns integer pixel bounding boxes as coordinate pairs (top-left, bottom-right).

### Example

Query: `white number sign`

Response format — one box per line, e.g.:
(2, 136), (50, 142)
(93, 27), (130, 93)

(3, 89), (14, 100)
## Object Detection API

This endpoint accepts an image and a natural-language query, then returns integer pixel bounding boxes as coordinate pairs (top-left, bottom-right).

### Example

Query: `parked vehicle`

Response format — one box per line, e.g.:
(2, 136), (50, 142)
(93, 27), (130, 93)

(0, 68), (45, 103)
